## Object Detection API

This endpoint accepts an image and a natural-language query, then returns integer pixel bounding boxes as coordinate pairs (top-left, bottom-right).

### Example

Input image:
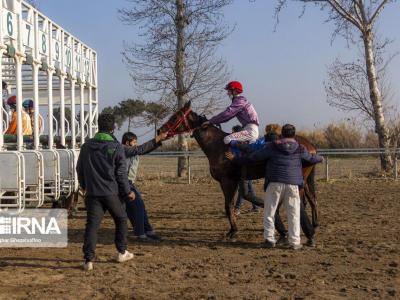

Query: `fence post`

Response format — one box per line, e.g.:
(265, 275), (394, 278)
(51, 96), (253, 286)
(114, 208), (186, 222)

(187, 155), (191, 184)
(325, 156), (329, 182)
(394, 156), (398, 180)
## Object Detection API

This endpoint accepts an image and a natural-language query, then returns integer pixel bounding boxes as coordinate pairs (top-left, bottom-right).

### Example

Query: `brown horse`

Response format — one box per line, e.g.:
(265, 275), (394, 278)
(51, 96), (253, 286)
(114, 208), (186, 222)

(160, 102), (318, 240)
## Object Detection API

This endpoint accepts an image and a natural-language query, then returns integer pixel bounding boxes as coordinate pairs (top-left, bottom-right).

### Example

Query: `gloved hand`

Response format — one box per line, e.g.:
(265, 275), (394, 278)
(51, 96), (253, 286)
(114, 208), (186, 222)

(201, 121), (211, 128)
(229, 140), (238, 147)
(128, 191), (136, 201)
(225, 151), (235, 161)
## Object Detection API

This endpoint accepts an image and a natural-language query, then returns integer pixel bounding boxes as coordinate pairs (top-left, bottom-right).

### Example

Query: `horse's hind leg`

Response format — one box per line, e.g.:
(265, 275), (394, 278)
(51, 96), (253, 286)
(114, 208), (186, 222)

(220, 178), (238, 240)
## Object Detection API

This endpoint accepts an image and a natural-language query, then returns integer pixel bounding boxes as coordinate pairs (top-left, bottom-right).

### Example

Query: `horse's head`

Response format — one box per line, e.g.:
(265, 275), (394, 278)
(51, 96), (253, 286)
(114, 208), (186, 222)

(158, 101), (207, 136)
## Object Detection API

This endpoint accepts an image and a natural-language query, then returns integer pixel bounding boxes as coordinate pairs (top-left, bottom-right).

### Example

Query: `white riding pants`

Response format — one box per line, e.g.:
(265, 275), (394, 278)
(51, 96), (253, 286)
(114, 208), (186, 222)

(263, 182), (301, 245)
(223, 123), (259, 144)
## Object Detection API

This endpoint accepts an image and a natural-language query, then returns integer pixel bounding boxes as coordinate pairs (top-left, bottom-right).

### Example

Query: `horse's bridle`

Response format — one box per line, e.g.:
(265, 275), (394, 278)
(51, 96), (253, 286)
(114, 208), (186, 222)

(163, 107), (194, 137)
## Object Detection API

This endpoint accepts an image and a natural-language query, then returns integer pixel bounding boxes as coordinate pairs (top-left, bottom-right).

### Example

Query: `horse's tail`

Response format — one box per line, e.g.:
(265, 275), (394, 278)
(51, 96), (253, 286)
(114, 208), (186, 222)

(305, 165), (319, 228)
(307, 165), (316, 198)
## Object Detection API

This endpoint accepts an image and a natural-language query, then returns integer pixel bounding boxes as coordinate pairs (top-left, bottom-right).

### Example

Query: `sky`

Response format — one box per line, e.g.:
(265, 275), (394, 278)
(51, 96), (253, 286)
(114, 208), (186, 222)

(35, 0), (400, 141)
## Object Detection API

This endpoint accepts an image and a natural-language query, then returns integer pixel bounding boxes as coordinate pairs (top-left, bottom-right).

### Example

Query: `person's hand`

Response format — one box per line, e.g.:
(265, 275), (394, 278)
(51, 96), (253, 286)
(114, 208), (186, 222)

(201, 121), (211, 128)
(229, 140), (238, 147)
(156, 131), (169, 143)
(225, 151), (235, 161)
(128, 191), (136, 201)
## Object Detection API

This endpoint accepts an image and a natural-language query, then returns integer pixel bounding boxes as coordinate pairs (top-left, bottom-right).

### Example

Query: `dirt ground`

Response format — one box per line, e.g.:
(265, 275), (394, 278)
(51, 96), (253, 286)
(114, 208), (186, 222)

(0, 178), (399, 300)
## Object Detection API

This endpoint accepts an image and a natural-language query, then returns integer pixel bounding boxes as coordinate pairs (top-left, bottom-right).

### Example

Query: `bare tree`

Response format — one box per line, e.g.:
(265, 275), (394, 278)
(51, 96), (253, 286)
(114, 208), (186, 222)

(275, 0), (398, 171)
(119, 0), (232, 176)
(325, 38), (397, 123)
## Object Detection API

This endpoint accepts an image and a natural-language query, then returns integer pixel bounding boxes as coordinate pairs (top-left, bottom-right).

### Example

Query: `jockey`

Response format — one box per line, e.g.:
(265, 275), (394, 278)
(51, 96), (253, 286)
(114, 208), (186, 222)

(228, 124), (282, 206)
(5, 95), (32, 135)
(23, 99), (43, 134)
(202, 81), (259, 145)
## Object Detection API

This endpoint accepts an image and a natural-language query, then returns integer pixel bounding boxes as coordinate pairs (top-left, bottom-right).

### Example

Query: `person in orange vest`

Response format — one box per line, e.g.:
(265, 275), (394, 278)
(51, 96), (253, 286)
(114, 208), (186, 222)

(23, 99), (42, 134)
(5, 95), (33, 135)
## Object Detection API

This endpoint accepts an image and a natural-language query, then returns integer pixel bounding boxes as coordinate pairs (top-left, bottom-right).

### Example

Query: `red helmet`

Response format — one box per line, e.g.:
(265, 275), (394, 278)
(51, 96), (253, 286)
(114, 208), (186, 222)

(7, 95), (16, 106)
(225, 81), (243, 94)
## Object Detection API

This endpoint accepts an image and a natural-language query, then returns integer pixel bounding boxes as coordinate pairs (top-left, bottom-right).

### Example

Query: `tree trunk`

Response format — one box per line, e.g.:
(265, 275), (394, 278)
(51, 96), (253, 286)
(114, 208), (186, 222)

(175, 0), (187, 177)
(363, 30), (392, 171)
(128, 117), (131, 132)
(154, 120), (157, 138)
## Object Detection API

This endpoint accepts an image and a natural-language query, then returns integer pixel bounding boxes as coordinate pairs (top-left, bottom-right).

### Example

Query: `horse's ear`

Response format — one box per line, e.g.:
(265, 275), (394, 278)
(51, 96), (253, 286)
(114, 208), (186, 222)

(184, 101), (191, 108)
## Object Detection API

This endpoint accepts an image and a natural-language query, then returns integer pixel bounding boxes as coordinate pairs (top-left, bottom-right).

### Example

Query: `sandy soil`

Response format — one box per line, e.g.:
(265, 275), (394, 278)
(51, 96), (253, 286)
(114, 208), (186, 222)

(0, 179), (399, 299)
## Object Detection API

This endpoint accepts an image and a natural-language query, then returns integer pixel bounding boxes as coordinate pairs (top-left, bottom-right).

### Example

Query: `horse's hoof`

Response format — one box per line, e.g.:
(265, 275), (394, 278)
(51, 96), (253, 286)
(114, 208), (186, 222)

(226, 231), (237, 241)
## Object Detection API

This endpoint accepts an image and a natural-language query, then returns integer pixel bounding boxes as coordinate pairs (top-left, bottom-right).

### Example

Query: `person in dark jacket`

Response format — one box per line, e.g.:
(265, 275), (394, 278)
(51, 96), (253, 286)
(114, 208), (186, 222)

(227, 124), (318, 246)
(76, 113), (135, 271)
(122, 131), (167, 240)
(229, 124), (323, 249)
(231, 125), (259, 215)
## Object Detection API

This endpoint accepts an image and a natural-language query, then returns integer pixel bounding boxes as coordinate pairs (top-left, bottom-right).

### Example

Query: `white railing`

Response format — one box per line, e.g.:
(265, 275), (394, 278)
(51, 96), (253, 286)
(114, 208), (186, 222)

(142, 149), (400, 183)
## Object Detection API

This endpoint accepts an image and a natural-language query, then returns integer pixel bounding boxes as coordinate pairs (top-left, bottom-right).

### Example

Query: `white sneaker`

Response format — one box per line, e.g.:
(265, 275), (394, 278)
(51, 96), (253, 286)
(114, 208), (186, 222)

(83, 261), (93, 271)
(117, 250), (134, 263)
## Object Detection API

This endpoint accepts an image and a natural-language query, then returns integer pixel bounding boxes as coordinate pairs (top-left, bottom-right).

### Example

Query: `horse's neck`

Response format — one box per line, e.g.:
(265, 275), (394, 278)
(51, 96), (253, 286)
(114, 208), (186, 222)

(194, 127), (226, 159)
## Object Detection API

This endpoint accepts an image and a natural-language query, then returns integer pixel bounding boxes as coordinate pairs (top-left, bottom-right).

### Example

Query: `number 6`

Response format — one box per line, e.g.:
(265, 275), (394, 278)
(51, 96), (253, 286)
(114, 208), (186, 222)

(7, 12), (13, 36)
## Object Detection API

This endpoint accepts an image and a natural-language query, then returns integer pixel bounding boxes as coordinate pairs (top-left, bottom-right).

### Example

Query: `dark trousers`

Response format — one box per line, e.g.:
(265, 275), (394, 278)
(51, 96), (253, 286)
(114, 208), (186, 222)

(235, 180), (258, 209)
(83, 195), (128, 261)
(275, 200), (314, 240)
(125, 184), (153, 236)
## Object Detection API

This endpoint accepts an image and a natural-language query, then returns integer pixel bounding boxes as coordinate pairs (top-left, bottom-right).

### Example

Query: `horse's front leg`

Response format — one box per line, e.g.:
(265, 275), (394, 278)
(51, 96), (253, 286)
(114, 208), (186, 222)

(220, 178), (238, 240)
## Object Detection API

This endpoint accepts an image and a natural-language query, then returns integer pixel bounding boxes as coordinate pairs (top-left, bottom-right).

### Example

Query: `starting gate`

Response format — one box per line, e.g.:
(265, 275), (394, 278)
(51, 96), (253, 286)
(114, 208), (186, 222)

(0, 0), (98, 212)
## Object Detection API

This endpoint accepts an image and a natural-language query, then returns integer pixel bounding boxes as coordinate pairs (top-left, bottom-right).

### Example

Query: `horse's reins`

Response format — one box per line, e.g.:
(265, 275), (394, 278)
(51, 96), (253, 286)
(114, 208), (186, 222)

(163, 107), (194, 138)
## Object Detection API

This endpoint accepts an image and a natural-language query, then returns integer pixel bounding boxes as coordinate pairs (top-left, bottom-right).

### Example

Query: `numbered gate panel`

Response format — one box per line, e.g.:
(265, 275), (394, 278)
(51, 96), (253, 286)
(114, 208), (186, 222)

(1, 2), (97, 82)
(40, 149), (60, 201)
(0, 151), (25, 212)
(71, 149), (79, 192)
(56, 149), (74, 197)
(20, 150), (44, 207)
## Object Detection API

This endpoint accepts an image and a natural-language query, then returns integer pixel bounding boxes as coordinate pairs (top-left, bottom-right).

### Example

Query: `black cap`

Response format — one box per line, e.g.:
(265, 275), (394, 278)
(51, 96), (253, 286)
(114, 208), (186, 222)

(281, 124), (296, 138)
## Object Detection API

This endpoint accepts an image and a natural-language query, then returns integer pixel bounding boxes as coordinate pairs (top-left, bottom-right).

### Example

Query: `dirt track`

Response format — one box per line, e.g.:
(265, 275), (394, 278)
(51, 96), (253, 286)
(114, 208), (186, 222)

(0, 179), (399, 299)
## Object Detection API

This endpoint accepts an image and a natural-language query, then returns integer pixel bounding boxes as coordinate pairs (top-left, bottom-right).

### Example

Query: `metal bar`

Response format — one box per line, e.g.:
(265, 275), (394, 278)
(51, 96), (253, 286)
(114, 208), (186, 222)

(325, 156), (329, 182)
(70, 80), (76, 149)
(0, 49), (4, 149)
(59, 75), (65, 146)
(15, 57), (23, 150)
(394, 157), (398, 180)
(144, 149), (400, 157)
(88, 84), (93, 138)
(47, 70), (54, 148)
(33, 64), (40, 150)
(187, 155), (191, 184)
(80, 83), (85, 142)
(94, 52), (98, 132)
